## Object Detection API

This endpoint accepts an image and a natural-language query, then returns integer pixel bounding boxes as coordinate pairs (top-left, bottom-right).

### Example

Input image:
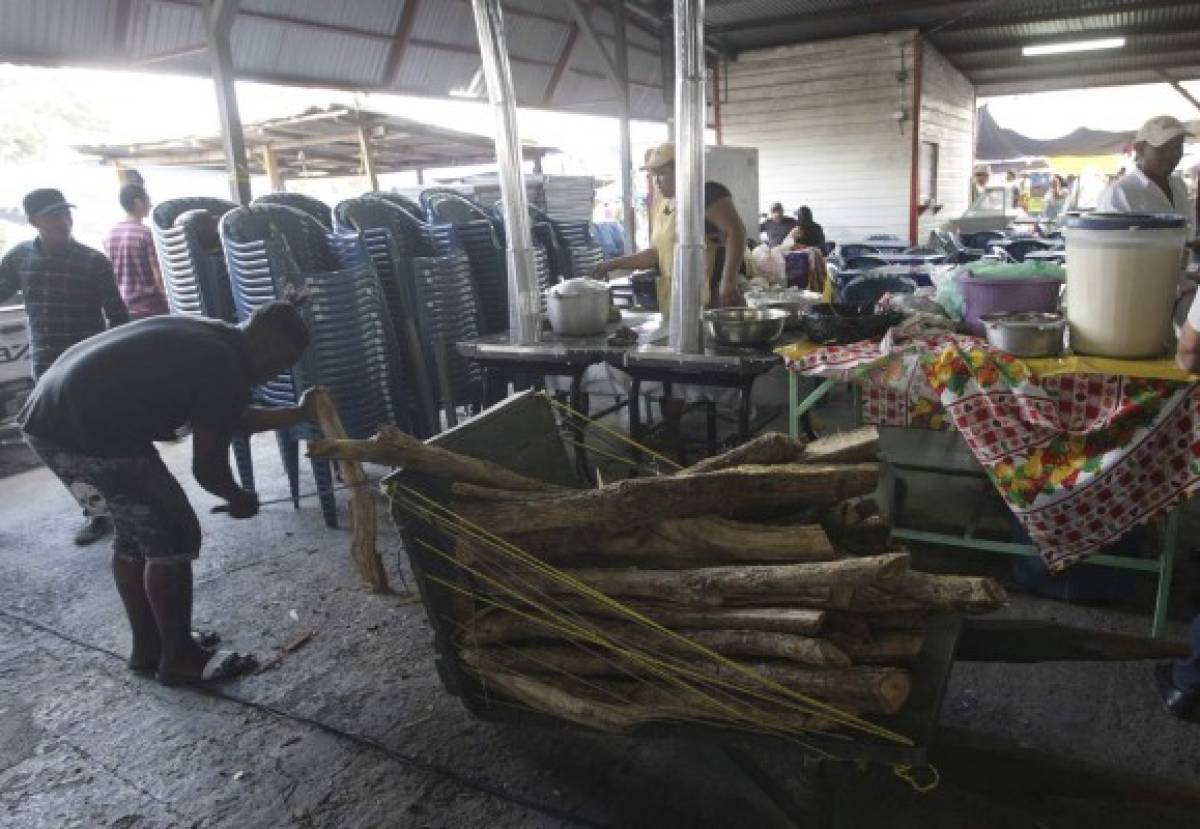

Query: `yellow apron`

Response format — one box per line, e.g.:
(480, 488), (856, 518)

(651, 196), (717, 320)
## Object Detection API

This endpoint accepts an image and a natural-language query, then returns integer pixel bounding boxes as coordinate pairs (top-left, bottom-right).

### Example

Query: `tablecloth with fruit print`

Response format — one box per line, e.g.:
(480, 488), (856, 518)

(921, 342), (1200, 571)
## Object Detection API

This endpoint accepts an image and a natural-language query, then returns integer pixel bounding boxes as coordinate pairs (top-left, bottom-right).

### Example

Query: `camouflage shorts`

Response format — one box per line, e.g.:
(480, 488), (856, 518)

(25, 436), (200, 564)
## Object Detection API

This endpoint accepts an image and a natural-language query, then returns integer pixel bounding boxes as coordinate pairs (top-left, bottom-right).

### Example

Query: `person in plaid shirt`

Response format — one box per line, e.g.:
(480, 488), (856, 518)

(104, 183), (169, 319)
(0, 188), (130, 544)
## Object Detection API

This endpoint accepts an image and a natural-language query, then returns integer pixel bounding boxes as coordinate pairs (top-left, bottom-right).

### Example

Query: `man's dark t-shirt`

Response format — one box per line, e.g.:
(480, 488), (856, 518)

(759, 216), (797, 246)
(19, 316), (253, 457)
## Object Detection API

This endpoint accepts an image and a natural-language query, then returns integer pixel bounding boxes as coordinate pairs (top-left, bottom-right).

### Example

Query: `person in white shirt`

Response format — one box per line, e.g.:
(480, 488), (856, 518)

(1097, 115), (1197, 238)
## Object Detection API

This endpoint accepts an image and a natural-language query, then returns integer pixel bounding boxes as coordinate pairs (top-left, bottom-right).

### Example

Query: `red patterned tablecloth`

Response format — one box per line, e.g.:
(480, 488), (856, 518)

(785, 336), (1200, 570)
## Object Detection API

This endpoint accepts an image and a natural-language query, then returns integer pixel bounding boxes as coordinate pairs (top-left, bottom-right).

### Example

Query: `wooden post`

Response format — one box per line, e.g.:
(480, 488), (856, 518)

(204, 0), (252, 206)
(358, 124), (379, 191)
(261, 145), (284, 192)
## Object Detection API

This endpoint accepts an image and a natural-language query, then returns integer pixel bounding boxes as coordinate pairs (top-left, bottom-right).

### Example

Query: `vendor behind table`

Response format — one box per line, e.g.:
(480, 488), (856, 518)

(593, 142), (752, 318)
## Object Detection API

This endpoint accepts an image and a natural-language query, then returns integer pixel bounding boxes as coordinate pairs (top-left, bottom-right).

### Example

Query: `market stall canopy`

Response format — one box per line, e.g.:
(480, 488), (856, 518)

(975, 105), (1136, 162)
(74, 105), (555, 178)
(2, 2), (1199, 106)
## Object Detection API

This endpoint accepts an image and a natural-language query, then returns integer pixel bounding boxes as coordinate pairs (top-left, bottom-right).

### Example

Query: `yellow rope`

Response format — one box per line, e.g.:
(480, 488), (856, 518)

(538, 391), (685, 471)
(390, 484), (912, 746)
(560, 436), (664, 476)
(893, 763), (941, 793)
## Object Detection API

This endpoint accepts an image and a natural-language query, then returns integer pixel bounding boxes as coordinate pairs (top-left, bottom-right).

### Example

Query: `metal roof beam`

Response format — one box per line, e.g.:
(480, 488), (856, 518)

(953, 33), (1200, 70)
(708, 0), (985, 36)
(968, 52), (1200, 83)
(383, 0), (422, 88)
(936, 8), (1200, 54)
(937, 0), (1200, 34)
(978, 68), (1200, 96)
(543, 22), (580, 105)
(566, 0), (625, 98)
(1159, 71), (1200, 114)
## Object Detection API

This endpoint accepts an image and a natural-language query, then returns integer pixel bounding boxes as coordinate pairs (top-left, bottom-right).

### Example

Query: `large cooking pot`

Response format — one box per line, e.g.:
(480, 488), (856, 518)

(546, 278), (611, 337)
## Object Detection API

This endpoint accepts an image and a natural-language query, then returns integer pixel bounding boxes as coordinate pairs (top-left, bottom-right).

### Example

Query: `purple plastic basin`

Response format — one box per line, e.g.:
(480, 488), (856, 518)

(957, 274), (1062, 337)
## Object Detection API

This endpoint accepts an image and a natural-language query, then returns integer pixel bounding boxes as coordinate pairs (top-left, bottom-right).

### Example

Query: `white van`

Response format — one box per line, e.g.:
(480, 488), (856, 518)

(0, 305), (33, 422)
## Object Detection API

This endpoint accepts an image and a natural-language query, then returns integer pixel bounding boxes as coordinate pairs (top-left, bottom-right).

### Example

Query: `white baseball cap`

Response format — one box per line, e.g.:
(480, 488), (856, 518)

(1135, 116), (1195, 147)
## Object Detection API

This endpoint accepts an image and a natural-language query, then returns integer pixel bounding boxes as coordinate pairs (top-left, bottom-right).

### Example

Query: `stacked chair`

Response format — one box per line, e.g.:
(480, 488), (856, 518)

(253, 192), (333, 230)
(423, 191), (510, 335)
(150, 197), (255, 491)
(334, 195), (483, 431)
(488, 201), (557, 307)
(220, 203), (409, 527)
(369, 192), (427, 223)
(552, 216), (605, 280)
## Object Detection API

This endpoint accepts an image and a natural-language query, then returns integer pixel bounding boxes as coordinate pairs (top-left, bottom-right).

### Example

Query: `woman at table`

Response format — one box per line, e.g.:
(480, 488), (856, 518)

(789, 205), (826, 250)
(593, 142), (749, 316)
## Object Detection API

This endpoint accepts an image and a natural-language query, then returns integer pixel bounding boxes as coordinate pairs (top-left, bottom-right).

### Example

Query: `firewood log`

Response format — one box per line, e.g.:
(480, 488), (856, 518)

(509, 517), (837, 564)
(450, 462), (879, 536)
(469, 603), (827, 637)
(682, 432), (807, 475)
(851, 572), (1008, 614)
(309, 425), (559, 492)
(310, 389), (388, 592)
(552, 554), (909, 606)
(461, 646), (912, 715)
(473, 668), (843, 735)
(799, 426), (880, 464)
(460, 611), (850, 667)
(842, 632), (926, 664)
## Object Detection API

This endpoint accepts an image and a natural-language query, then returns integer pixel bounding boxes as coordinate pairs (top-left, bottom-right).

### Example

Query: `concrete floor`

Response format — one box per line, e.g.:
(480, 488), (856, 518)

(2, 418), (1200, 828)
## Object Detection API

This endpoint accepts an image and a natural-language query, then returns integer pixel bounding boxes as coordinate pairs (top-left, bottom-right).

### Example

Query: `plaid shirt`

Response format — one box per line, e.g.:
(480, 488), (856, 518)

(0, 238), (130, 377)
(103, 220), (169, 318)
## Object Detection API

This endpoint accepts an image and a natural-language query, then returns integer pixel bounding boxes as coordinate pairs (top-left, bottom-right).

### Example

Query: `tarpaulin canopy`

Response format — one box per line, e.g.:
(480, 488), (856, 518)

(975, 105), (1136, 162)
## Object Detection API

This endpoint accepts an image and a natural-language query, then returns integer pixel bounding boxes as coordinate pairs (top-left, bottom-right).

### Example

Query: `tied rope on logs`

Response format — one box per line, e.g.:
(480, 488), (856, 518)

(387, 481), (914, 747)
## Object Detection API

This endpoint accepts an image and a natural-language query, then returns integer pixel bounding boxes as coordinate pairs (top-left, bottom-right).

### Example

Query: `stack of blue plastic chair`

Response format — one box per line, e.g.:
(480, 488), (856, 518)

(424, 191), (510, 335)
(487, 201), (556, 307)
(550, 217), (605, 280)
(220, 203), (409, 528)
(150, 197), (255, 491)
(369, 192), (427, 222)
(409, 253), (484, 413)
(253, 192), (333, 230)
(334, 195), (472, 433)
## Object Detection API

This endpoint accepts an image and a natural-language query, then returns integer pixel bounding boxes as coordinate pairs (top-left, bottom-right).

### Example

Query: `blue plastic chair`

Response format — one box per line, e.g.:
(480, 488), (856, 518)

(425, 193), (510, 335)
(221, 204), (409, 527)
(151, 197), (255, 492)
(1001, 238), (1054, 263)
(840, 273), (917, 306)
(368, 192), (427, 222)
(838, 243), (881, 265)
(844, 255), (890, 271)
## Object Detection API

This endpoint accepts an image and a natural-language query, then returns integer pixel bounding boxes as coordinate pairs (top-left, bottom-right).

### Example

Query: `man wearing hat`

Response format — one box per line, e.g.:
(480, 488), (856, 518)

(594, 141), (749, 314)
(1097, 116), (1197, 238)
(0, 188), (130, 544)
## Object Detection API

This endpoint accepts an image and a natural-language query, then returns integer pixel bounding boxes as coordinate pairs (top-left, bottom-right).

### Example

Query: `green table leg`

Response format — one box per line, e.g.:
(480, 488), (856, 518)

(1152, 509), (1179, 639)
(789, 375), (838, 439)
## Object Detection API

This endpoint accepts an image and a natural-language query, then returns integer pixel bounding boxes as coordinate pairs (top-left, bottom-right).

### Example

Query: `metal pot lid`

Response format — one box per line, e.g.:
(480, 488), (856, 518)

(550, 277), (610, 297)
(1065, 212), (1187, 231)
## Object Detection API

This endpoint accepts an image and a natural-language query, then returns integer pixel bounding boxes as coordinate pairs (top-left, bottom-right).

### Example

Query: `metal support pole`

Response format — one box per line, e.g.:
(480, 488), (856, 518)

(204, 0), (251, 206)
(669, 0), (705, 353)
(357, 124), (379, 191)
(471, 0), (541, 344)
(614, 0), (636, 253)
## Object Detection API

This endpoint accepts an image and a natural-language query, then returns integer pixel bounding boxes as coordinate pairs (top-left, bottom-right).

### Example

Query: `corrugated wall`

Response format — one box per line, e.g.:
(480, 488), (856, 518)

(720, 31), (920, 242)
(917, 40), (976, 245)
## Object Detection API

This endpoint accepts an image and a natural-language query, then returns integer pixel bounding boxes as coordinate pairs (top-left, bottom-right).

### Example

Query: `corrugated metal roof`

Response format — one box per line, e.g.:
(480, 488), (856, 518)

(5, 1), (1194, 110)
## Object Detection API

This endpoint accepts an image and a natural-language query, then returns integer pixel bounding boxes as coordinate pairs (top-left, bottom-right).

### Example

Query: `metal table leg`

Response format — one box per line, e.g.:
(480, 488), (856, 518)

(789, 375), (838, 439)
(737, 378), (755, 441)
(629, 377), (644, 465)
(568, 369), (592, 483)
(1152, 509), (1179, 639)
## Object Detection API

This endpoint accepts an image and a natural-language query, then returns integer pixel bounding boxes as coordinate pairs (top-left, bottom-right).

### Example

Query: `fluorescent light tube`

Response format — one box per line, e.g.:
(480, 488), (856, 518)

(1022, 37), (1125, 57)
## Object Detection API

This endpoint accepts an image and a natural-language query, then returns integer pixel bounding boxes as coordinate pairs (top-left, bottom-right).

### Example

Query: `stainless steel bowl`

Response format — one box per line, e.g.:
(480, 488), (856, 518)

(703, 307), (789, 347)
(979, 311), (1065, 357)
(744, 289), (822, 330)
